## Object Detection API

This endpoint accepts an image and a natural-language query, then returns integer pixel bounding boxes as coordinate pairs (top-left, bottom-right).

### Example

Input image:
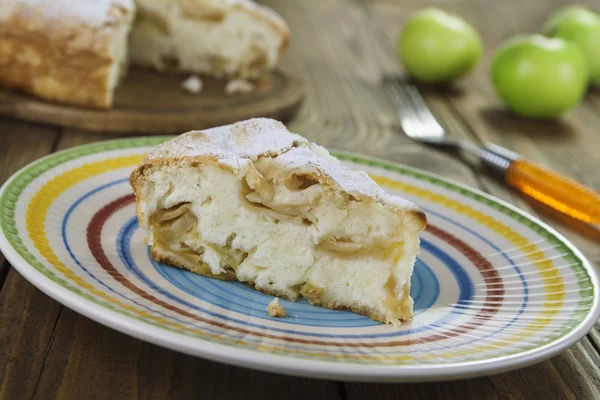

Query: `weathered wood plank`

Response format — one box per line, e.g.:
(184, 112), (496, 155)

(0, 262), (7, 296)
(0, 119), (58, 182)
(590, 324), (600, 358)
(33, 307), (342, 400)
(53, 130), (130, 149)
(587, 89), (600, 111)
(0, 270), (63, 400)
(345, 338), (600, 400)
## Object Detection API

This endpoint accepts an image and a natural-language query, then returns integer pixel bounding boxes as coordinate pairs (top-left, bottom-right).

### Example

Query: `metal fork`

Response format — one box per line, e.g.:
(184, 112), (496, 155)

(383, 76), (600, 225)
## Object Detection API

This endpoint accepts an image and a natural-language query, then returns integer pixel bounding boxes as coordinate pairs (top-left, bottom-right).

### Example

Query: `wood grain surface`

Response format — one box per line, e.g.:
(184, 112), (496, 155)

(0, 68), (304, 134)
(1, 0), (599, 399)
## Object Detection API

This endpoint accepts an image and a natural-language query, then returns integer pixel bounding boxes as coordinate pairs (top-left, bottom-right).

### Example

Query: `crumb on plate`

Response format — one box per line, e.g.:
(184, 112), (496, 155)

(267, 297), (286, 317)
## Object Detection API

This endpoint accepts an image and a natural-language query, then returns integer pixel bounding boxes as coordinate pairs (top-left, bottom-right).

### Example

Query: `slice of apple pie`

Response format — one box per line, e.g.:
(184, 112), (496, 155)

(129, 118), (427, 324)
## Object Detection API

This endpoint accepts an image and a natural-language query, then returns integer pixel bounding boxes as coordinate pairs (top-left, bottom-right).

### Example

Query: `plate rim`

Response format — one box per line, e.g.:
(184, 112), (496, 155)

(0, 138), (598, 383)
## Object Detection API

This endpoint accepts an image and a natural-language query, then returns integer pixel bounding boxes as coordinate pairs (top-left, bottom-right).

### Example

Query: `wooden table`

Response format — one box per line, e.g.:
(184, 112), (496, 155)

(1, 0), (599, 398)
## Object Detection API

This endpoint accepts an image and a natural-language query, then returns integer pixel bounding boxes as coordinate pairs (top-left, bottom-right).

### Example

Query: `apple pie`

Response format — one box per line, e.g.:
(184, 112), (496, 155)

(129, 118), (427, 324)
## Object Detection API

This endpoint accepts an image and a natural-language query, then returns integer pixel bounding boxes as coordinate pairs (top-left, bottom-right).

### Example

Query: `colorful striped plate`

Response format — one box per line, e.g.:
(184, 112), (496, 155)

(0, 137), (598, 382)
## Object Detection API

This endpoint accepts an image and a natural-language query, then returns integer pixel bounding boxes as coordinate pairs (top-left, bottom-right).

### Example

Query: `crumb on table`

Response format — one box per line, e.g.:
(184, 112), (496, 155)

(182, 75), (203, 94)
(267, 297), (286, 317)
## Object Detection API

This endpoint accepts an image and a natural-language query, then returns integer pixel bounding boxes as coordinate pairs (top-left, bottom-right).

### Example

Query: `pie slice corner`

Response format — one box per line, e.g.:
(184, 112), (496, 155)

(129, 118), (427, 325)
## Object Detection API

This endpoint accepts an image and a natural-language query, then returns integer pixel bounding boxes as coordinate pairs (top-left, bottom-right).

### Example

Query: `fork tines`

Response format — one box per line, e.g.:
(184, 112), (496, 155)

(382, 75), (445, 141)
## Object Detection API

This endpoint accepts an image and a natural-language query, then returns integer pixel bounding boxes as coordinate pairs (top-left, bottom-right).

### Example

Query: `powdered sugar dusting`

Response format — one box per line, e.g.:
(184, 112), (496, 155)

(144, 118), (422, 213)
(146, 118), (307, 162)
(0, 0), (135, 26)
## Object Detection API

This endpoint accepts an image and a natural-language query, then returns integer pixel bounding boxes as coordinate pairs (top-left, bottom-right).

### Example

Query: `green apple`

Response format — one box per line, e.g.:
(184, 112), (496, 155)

(543, 6), (600, 86)
(491, 35), (589, 118)
(398, 8), (483, 83)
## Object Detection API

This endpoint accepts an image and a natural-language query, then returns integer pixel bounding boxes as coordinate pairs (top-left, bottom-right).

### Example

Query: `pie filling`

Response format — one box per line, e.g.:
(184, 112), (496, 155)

(142, 162), (419, 324)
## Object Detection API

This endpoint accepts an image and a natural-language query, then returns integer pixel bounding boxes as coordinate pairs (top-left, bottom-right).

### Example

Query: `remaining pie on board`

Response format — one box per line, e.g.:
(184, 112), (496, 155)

(0, 0), (289, 108)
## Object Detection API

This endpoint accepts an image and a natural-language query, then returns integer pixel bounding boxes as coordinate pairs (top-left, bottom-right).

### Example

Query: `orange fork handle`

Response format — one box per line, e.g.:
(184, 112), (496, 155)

(505, 159), (600, 225)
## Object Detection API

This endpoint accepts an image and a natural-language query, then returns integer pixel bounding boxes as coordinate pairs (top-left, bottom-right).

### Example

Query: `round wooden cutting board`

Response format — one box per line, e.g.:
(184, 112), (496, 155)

(0, 67), (304, 134)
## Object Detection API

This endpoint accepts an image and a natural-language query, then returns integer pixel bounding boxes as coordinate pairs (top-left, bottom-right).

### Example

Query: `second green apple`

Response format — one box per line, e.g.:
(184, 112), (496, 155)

(543, 6), (600, 86)
(491, 35), (589, 118)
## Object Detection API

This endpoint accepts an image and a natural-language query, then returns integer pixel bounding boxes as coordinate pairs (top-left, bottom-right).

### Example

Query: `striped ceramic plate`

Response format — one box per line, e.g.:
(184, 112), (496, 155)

(0, 137), (598, 382)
